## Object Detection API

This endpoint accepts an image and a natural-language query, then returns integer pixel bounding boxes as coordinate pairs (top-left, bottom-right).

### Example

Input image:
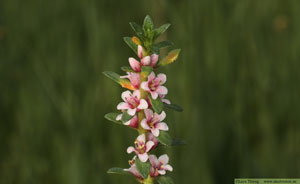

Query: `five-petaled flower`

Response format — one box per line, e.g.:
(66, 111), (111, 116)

(117, 90), (148, 116)
(141, 72), (168, 99)
(127, 134), (154, 162)
(129, 45), (159, 72)
(149, 154), (173, 177)
(141, 109), (168, 137)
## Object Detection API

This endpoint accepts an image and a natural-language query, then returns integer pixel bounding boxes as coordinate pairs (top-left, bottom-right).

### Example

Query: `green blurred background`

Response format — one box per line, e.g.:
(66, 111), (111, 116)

(1, 0), (300, 183)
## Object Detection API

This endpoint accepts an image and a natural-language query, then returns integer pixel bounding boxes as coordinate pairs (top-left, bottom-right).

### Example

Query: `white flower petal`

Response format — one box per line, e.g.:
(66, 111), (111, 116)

(137, 134), (146, 143)
(127, 146), (135, 154)
(158, 154), (169, 164)
(138, 153), (148, 162)
(156, 122), (168, 131)
(127, 108), (136, 116)
(121, 90), (132, 101)
(141, 82), (150, 91)
(117, 102), (129, 110)
(141, 119), (151, 130)
(137, 99), (148, 109)
(146, 141), (154, 152)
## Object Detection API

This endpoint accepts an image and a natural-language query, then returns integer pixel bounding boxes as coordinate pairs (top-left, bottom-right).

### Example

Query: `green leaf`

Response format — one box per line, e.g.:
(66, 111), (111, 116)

(121, 66), (134, 72)
(121, 111), (133, 123)
(163, 103), (183, 112)
(158, 49), (181, 67)
(107, 167), (130, 175)
(154, 40), (173, 49)
(153, 23), (171, 40)
(149, 95), (163, 114)
(104, 113), (122, 125)
(157, 131), (172, 146)
(135, 157), (151, 179)
(124, 37), (138, 55)
(129, 22), (144, 40)
(143, 15), (154, 32)
(156, 176), (175, 184)
(103, 71), (121, 83)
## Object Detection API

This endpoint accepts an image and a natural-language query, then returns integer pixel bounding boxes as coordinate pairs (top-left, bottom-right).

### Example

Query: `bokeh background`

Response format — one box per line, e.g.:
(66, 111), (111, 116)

(1, 0), (300, 183)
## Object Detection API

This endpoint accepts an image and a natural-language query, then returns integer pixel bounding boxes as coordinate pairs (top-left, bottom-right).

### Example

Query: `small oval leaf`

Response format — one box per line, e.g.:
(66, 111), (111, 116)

(135, 158), (151, 179)
(121, 111), (133, 123)
(158, 49), (181, 67)
(104, 113), (122, 125)
(153, 23), (171, 40)
(124, 37), (138, 55)
(156, 131), (172, 146)
(149, 95), (163, 114)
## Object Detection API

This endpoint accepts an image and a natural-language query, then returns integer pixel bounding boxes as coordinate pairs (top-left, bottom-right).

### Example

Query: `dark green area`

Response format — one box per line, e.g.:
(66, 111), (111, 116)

(1, 0), (300, 184)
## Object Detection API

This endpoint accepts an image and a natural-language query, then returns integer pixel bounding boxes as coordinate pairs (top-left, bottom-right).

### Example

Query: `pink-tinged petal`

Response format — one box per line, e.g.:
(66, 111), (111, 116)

(121, 90), (132, 101)
(151, 128), (160, 137)
(148, 72), (155, 82)
(117, 102), (129, 110)
(146, 141), (155, 152)
(157, 73), (167, 84)
(150, 91), (158, 99)
(116, 114), (122, 121)
(133, 90), (141, 99)
(144, 109), (153, 120)
(150, 54), (159, 67)
(137, 99), (148, 109)
(125, 164), (142, 178)
(141, 82), (150, 91)
(157, 170), (166, 175)
(156, 86), (168, 95)
(129, 57), (141, 72)
(127, 146), (135, 154)
(162, 98), (171, 104)
(137, 134), (146, 143)
(129, 73), (140, 88)
(138, 153), (149, 162)
(149, 155), (158, 167)
(158, 154), (169, 164)
(156, 122), (168, 131)
(141, 56), (151, 65)
(158, 111), (166, 121)
(141, 119), (151, 130)
(164, 164), (173, 171)
(138, 45), (143, 59)
(127, 108), (136, 116)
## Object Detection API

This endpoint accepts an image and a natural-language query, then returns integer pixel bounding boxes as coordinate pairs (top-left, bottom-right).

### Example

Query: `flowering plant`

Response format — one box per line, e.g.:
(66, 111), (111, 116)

(104, 15), (183, 184)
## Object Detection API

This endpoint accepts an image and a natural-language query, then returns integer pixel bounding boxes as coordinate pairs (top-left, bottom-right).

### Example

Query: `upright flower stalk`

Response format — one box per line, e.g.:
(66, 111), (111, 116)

(104, 15), (183, 184)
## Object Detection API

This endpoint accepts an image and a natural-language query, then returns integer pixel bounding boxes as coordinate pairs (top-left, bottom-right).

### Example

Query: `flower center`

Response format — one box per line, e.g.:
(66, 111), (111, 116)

(126, 95), (139, 109)
(134, 140), (146, 154)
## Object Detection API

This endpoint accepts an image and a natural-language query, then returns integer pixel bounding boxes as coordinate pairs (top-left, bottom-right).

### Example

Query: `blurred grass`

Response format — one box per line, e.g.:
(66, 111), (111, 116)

(1, 0), (300, 183)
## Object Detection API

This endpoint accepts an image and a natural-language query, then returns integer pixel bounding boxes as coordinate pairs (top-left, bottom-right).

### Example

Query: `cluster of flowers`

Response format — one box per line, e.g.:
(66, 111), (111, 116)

(115, 45), (173, 180)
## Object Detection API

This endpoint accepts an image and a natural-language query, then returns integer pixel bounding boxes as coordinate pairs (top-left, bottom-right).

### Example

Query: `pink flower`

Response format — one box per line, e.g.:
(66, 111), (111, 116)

(127, 134), (154, 162)
(149, 154), (173, 177)
(116, 114), (139, 128)
(120, 72), (140, 89)
(117, 90), (148, 116)
(124, 156), (143, 179)
(128, 45), (159, 72)
(141, 72), (168, 99)
(141, 109), (168, 137)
